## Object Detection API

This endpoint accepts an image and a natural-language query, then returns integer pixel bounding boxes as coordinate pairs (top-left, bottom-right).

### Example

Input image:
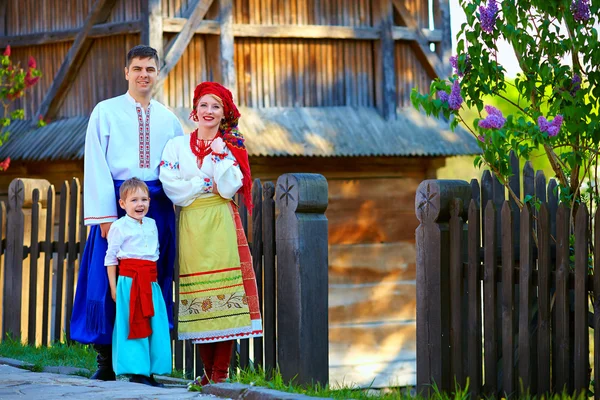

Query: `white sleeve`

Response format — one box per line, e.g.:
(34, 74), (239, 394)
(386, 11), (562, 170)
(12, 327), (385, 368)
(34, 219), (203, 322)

(83, 105), (117, 226)
(104, 222), (124, 266)
(173, 117), (185, 137)
(213, 151), (243, 200)
(159, 139), (212, 206)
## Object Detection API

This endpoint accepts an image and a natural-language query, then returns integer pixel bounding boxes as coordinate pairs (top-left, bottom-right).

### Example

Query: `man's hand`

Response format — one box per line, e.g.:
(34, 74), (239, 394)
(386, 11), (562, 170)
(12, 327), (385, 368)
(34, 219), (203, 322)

(213, 181), (220, 196)
(100, 222), (113, 238)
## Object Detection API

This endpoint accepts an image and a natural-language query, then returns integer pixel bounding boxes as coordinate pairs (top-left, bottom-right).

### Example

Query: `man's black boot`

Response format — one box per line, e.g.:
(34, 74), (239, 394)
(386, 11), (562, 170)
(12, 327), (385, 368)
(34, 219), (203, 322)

(90, 344), (116, 381)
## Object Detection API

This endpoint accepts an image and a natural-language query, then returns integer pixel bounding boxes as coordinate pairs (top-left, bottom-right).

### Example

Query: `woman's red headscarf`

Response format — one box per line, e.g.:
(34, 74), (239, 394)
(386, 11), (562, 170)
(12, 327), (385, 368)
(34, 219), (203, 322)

(190, 82), (253, 212)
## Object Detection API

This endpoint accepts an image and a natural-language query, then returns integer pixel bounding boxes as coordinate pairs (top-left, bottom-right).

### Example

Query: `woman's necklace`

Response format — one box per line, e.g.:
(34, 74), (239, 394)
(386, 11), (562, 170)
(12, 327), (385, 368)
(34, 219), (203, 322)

(190, 129), (215, 168)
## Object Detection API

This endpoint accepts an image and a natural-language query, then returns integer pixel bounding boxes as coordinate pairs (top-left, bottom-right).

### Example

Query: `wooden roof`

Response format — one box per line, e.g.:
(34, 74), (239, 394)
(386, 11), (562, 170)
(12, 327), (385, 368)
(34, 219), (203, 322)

(0, 107), (479, 161)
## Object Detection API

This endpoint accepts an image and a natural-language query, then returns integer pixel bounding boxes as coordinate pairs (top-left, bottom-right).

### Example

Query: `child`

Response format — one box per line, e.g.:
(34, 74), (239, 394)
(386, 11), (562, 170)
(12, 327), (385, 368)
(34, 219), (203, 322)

(105, 177), (171, 386)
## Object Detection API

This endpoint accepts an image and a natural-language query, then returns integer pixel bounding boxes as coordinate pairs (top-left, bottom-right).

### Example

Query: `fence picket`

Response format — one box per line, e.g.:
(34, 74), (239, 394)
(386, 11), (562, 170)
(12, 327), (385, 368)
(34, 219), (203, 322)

(42, 186), (55, 346)
(501, 202), (515, 396)
(547, 179), (558, 239)
(53, 181), (69, 342)
(509, 152), (521, 242)
(262, 181), (276, 374)
(537, 204), (551, 395)
(481, 171), (492, 248)
(65, 178), (80, 341)
(555, 204), (572, 392)
(467, 199), (482, 396)
(27, 189), (40, 345)
(518, 204), (535, 394)
(251, 180), (264, 368)
(3, 179), (25, 340)
(184, 339), (194, 379)
(483, 201), (497, 395)
(573, 205), (589, 393)
(470, 179), (480, 209)
(449, 198), (464, 389)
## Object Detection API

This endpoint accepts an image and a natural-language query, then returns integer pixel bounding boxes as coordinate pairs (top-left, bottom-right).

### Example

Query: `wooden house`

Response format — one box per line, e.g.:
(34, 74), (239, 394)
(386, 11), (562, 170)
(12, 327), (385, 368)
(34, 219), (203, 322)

(0, 0), (479, 387)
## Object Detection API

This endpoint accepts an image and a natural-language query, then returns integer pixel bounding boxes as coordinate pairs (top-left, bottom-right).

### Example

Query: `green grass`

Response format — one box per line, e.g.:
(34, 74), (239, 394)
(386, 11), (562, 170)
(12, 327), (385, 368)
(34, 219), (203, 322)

(0, 339), (592, 399)
(0, 336), (96, 376)
(189, 365), (464, 399)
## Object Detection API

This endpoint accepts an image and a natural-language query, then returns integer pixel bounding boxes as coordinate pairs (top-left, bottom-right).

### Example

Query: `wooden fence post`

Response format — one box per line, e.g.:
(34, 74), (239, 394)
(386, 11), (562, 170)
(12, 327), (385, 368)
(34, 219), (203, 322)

(275, 173), (328, 386)
(3, 179), (25, 340)
(415, 179), (472, 394)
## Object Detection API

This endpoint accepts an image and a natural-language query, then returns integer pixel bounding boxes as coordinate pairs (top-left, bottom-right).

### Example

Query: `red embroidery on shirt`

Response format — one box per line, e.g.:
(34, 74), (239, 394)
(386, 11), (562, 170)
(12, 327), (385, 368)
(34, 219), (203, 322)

(136, 105), (151, 169)
(84, 215), (118, 220)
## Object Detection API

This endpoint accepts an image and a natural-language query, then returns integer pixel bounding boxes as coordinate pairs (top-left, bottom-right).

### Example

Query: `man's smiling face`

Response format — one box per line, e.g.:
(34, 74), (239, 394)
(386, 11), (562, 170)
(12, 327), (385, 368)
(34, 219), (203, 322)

(124, 57), (158, 98)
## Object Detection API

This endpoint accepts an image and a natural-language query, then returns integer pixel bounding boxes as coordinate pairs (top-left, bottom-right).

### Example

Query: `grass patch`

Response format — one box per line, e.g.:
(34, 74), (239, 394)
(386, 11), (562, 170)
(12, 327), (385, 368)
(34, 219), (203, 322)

(0, 336), (96, 377)
(189, 365), (418, 399)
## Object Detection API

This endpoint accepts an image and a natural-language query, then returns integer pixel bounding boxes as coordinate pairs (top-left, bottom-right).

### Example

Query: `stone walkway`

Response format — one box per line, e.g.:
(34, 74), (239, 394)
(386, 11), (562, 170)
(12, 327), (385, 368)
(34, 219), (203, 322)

(0, 365), (215, 399)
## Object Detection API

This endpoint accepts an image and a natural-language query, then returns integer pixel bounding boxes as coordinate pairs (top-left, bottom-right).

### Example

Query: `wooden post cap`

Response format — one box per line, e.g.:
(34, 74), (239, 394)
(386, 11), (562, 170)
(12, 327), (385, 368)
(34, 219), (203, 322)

(415, 179), (471, 223)
(8, 178), (52, 208)
(275, 173), (328, 214)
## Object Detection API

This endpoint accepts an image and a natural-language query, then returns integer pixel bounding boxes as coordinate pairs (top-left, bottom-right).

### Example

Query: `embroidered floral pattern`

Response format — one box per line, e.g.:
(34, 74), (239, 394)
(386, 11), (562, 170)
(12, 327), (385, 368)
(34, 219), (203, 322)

(159, 160), (179, 169)
(201, 299), (212, 312)
(179, 292), (248, 316)
(202, 177), (213, 193)
(136, 105), (151, 168)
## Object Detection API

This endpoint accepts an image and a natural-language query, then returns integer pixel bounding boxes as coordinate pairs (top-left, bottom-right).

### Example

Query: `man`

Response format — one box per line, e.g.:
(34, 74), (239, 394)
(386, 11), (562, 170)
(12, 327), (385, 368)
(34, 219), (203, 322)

(70, 45), (183, 384)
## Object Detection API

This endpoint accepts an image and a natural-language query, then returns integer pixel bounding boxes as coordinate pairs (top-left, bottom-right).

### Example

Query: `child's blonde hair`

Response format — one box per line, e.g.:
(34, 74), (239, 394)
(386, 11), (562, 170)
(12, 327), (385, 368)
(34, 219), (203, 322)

(119, 177), (149, 200)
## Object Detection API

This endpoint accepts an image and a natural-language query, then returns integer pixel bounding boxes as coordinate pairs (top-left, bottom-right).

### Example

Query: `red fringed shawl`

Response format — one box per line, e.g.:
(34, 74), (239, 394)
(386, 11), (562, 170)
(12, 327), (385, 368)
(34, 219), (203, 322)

(190, 82), (253, 212)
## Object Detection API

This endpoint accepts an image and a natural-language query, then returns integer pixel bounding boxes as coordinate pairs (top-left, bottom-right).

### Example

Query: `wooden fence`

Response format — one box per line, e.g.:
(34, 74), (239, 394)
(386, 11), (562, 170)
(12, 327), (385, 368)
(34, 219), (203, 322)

(0, 173), (329, 385)
(415, 154), (597, 398)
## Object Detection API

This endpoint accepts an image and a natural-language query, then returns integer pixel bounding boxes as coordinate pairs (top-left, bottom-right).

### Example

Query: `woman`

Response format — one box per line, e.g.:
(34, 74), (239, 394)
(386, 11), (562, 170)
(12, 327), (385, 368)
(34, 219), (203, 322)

(159, 82), (262, 385)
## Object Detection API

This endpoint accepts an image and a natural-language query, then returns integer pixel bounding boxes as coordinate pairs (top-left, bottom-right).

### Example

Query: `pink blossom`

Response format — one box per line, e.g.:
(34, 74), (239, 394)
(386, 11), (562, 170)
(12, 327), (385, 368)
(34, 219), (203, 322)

(3, 46), (10, 57)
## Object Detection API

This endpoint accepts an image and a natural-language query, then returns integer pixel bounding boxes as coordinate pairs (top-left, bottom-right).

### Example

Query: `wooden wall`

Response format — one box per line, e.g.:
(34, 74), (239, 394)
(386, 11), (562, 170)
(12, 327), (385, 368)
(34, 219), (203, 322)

(3, 0), (439, 118)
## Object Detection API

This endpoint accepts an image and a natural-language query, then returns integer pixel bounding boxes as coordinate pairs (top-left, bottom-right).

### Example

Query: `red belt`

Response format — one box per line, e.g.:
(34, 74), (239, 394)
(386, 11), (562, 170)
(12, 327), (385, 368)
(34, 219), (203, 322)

(119, 259), (157, 340)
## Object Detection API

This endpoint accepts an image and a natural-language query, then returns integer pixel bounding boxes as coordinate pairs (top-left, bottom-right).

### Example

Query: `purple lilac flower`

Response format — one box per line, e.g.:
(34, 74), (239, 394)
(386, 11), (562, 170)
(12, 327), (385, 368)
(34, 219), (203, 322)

(478, 105), (506, 129)
(437, 90), (450, 103)
(450, 56), (458, 72)
(571, 0), (590, 23)
(479, 0), (498, 33)
(538, 115), (563, 137)
(478, 135), (486, 142)
(449, 54), (470, 77)
(448, 80), (463, 110)
(571, 73), (582, 95)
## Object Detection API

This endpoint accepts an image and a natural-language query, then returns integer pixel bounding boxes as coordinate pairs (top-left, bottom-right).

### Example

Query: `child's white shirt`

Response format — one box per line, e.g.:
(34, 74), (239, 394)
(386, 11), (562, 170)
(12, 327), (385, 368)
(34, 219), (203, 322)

(104, 215), (160, 266)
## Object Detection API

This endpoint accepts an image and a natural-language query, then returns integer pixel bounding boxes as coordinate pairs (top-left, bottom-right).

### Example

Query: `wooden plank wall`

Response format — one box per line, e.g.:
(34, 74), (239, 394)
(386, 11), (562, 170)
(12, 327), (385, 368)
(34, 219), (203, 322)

(4, 0), (437, 119)
(5, 0), (140, 34)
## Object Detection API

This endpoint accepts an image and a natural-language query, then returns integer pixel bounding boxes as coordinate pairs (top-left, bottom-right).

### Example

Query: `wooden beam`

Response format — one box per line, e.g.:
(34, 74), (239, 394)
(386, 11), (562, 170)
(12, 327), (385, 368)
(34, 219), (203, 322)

(0, 20), (443, 49)
(392, 0), (448, 78)
(154, 0), (214, 93)
(141, 0), (163, 60)
(0, 0), (7, 36)
(433, 0), (452, 69)
(162, 18), (220, 34)
(36, 0), (118, 120)
(0, 21), (141, 48)
(231, 24), (380, 39)
(393, 27), (442, 43)
(220, 0), (236, 96)
(374, 0), (397, 120)
(164, 19), (443, 42)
